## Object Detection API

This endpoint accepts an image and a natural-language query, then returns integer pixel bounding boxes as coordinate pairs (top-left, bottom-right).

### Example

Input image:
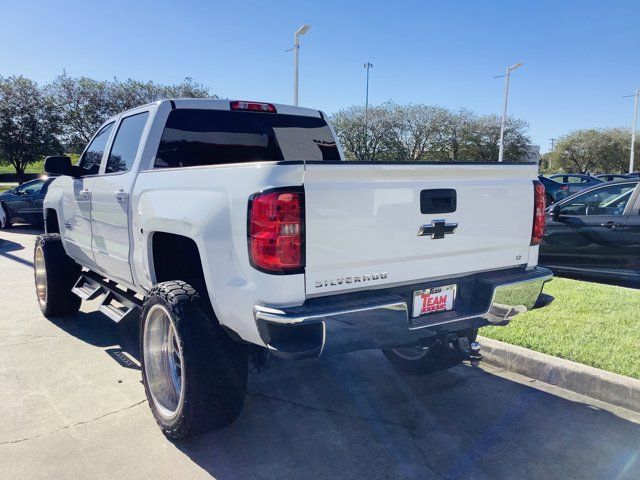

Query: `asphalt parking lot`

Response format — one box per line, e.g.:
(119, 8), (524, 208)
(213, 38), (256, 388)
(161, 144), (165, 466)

(1, 228), (640, 480)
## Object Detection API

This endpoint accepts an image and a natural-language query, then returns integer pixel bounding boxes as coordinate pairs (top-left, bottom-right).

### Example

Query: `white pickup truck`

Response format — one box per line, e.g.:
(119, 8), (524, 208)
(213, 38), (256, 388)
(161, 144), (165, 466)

(35, 99), (551, 439)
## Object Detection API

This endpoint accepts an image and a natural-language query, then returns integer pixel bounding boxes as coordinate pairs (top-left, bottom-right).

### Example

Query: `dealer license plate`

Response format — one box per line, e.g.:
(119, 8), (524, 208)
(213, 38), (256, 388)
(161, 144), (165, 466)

(412, 284), (457, 318)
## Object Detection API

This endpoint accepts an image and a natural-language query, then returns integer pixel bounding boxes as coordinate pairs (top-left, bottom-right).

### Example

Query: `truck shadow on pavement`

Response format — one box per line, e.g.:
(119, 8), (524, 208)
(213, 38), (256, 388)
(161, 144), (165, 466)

(175, 355), (640, 480)
(0, 226), (44, 267)
(49, 304), (640, 480)
(0, 236), (33, 268)
(51, 310), (142, 370)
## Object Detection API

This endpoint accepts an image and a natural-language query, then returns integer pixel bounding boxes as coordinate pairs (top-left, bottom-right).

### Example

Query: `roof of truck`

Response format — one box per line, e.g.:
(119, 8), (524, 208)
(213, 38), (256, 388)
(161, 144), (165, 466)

(169, 98), (323, 118)
(107, 98), (324, 124)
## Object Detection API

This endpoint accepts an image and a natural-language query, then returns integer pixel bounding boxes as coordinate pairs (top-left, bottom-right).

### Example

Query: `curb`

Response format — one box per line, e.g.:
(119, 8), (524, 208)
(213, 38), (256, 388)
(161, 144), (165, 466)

(478, 336), (640, 413)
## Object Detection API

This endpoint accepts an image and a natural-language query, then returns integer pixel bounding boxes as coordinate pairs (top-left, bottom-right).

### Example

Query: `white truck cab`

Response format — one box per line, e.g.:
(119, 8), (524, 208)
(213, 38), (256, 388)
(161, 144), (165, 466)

(34, 99), (552, 439)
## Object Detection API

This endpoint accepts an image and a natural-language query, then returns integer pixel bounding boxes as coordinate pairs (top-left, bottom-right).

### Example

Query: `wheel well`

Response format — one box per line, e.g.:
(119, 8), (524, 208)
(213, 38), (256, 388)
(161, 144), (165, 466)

(45, 209), (59, 233)
(151, 232), (206, 290)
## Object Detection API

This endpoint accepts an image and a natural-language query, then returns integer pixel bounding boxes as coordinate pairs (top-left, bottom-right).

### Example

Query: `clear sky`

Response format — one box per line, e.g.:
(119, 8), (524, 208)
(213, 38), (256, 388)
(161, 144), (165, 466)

(1, 0), (639, 152)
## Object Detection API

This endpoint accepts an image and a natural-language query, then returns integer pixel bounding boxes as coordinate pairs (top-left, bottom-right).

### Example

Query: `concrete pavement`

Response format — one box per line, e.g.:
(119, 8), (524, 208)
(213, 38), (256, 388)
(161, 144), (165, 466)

(1, 227), (640, 480)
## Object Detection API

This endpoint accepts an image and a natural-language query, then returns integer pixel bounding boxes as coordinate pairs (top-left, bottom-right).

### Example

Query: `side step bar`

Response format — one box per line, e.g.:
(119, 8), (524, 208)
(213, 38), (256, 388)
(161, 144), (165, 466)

(71, 275), (103, 301)
(71, 272), (143, 323)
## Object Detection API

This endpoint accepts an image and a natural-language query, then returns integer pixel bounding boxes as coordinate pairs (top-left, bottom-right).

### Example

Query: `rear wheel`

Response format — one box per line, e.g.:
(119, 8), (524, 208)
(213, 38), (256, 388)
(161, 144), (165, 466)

(140, 281), (247, 440)
(383, 328), (478, 375)
(33, 234), (81, 317)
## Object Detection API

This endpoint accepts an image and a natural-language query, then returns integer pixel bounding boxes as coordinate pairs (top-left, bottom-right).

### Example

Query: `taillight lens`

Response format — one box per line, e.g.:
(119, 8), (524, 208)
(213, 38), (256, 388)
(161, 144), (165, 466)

(531, 180), (546, 245)
(230, 101), (277, 113)
(248, 189), (304, 274)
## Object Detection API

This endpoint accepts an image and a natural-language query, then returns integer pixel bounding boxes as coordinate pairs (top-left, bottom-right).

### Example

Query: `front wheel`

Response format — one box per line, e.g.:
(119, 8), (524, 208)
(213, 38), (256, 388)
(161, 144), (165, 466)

(383, 329), (478, 375)
(140, 281), (248, 440)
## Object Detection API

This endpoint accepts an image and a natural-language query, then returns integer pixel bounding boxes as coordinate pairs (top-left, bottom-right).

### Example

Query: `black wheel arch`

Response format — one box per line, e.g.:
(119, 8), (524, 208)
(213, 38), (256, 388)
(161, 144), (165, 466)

(44, 208), (60, 234)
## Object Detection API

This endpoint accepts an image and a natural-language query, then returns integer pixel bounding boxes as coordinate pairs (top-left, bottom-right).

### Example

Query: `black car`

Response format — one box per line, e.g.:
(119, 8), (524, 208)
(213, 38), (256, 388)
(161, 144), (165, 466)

(595, 173), (632, 182)
(539, 179), (640, 283)
(548, 173), (603, 194)
(538, 175), (569, 205)
(0, 177), (53, 228)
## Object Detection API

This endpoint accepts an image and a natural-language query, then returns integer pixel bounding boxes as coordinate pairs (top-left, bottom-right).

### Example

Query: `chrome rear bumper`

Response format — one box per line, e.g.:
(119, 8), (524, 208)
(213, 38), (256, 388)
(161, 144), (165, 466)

(254, 267), (552, 358)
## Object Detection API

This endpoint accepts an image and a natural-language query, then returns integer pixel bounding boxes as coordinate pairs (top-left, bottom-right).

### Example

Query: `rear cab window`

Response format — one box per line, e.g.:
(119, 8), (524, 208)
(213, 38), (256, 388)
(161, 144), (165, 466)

(154, 109), (340, 168)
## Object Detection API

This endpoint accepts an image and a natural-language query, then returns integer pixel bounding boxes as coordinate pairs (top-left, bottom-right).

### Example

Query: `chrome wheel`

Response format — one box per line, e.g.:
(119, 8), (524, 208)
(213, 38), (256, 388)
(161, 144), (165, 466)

(143, 304), (185, 421)
(34, 246), (47, 306)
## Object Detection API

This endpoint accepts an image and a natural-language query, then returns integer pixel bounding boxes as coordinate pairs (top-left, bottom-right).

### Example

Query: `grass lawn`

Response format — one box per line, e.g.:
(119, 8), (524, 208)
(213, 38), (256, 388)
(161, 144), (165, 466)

(482, 277), (640, 380)
(0, 159), (45, 174)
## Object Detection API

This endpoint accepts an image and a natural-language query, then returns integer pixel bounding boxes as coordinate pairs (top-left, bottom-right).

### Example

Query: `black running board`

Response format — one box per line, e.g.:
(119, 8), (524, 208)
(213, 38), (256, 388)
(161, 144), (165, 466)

(71, 271), (143, 323)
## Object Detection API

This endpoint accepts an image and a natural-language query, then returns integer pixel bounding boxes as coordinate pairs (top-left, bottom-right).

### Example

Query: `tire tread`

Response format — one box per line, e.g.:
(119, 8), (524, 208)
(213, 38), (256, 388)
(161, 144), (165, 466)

(140, 280), (247, 440)
(34, 233), (81, 317)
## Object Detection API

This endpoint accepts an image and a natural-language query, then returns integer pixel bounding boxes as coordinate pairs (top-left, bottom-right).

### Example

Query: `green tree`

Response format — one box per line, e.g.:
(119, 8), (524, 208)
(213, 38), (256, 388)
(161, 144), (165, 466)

(48, 73), (214, 153)
(46, 74), (112, 152)
(331, 103), (399, 160)
(0, 76), (63, 183)
(332, 102), (532, 162)
(461, 114), (530, 162)
(545, 128), (636, 174)
(390, 104), (446, 160)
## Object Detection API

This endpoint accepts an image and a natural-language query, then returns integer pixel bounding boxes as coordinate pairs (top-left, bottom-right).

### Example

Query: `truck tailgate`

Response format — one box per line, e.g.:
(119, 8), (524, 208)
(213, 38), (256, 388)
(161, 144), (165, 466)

(303, 163), (537, 295)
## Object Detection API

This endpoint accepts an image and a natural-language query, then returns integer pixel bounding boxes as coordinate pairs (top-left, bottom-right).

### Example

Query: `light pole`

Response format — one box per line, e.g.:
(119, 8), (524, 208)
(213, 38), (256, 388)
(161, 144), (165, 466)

(625, 88), (639, 173)
(363, 62), (373, 160)
(293, 24), (310, 106)
(497, 62), (523, 162)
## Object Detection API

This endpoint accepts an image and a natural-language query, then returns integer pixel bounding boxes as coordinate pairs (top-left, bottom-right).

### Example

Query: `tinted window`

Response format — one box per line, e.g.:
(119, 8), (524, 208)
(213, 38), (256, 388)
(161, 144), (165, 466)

(154, 109), (340, 169)
(106, 112), (149, 173)
(566, 176), (586, 183)
(16, 179), (44, 195)
(539, 177), (558, 187)
(79, 123), (114, 175)
(559, 183), (636, 216)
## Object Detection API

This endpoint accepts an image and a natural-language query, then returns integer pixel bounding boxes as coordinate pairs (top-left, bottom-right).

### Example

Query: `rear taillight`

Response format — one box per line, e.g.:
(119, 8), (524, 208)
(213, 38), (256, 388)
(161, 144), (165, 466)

(248, 188), (304, 274)
(230, 100), (277, 113)
(531, 180), (546, 245)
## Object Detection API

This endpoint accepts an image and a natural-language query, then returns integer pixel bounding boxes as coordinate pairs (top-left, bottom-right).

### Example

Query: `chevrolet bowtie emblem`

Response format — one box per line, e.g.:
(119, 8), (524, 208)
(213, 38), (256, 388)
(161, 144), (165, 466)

(417, 219), (458, 239)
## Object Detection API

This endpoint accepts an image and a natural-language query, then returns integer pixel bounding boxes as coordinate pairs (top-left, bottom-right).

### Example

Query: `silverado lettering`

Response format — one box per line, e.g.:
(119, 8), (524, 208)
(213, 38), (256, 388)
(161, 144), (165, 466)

(315, 272), (389, 288)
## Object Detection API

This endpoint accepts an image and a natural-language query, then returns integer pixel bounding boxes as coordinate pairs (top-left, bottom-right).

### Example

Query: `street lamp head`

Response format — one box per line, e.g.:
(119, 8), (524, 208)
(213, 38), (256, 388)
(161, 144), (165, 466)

(296, 24), (311, 37)
(509, 62), (523, 72)
(363, 62), (373, 68)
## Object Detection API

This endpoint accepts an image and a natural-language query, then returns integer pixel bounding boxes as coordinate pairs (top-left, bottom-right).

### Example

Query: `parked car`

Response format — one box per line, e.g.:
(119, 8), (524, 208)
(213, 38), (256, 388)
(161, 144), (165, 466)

(626, 172), (640, 178)
(36, 98), (552, 440)
(538, 175), (569, 205)
(539, 179), (640, 283)
(595, 174), (631, 182)
(548, 174), (603, 194)
(0, 177), (53, 228)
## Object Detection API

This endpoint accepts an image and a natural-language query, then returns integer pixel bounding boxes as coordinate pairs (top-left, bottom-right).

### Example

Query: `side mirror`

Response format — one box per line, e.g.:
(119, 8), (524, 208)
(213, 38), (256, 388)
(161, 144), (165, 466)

(549, 204), (561, 220)
(44, 156), (74, 177)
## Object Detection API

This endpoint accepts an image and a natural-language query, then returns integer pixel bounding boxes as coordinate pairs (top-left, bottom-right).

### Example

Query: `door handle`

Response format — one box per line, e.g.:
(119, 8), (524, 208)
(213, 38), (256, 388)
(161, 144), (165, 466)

(114, 190), (128, 202)
(600, 222), (623, 229)
(79, 189), (91, 199)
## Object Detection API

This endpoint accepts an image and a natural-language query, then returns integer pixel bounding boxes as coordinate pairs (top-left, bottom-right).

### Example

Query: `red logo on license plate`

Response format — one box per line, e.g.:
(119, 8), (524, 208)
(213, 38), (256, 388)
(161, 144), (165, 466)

(419, 293), (448, 314)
